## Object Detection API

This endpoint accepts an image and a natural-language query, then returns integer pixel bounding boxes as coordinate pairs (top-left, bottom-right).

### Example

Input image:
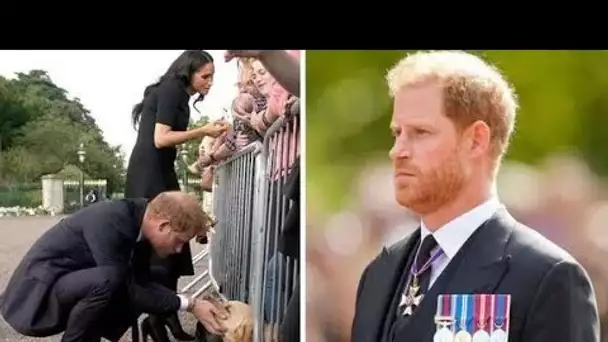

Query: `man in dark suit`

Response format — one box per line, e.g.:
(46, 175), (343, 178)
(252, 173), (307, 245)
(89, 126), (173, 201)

(351, 51), (600, 342)
(0, 191), (228, 342)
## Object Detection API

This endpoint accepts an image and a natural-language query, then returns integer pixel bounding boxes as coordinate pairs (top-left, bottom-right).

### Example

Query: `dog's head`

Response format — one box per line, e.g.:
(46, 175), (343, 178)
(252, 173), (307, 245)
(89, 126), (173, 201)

(221, 301), (253, 342)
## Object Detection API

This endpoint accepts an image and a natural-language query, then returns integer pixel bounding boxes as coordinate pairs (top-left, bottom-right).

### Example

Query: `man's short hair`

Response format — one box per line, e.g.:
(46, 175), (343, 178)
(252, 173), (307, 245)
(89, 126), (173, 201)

(386, 50), (518, 159)
(147, 191), (211, 235)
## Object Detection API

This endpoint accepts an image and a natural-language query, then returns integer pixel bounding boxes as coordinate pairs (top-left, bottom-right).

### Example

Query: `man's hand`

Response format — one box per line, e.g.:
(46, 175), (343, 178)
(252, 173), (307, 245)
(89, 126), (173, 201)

(191, 299), (228, 335)
(225, 50), (263, 62)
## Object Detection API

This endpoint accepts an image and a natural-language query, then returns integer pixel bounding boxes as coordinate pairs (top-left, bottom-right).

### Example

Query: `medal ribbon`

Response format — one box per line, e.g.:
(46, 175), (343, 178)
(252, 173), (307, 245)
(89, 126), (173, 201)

(411, 245), (444, 277)
(436, 295), (456, 331)
(505, 295), (511, 331)
(456, 294), (467, 333)
(451, 294), (458, 333)
(437, 295), (443, 318)
(495, 294), (503, 329)
(466, 295), (474, 333)
(436, 295), (444, 327)
(475, 294), (488, 332)
(442, 294), (451, 317)
(489, 294), (496, 334)
(494, 294), (511, 331)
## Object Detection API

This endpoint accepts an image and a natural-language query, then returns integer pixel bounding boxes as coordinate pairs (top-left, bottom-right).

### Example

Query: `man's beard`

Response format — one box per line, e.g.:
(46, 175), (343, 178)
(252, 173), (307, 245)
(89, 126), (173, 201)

(394, 153), (467, 215)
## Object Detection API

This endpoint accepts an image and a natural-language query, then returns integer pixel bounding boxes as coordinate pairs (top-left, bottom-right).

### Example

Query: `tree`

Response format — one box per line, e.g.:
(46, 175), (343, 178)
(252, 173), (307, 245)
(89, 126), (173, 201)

(175, 115), (210, 182)
(0, 70), (126, 193)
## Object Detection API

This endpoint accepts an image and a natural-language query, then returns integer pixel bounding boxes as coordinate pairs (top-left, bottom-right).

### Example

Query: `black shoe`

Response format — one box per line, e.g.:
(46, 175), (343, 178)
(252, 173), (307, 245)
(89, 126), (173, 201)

(141, 316), (170, 342)
(163, 313), (195, 341)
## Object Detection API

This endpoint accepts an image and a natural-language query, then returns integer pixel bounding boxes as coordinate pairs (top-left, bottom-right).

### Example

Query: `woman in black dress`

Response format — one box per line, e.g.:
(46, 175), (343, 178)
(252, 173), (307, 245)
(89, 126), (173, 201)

(125, 50), (229, 341)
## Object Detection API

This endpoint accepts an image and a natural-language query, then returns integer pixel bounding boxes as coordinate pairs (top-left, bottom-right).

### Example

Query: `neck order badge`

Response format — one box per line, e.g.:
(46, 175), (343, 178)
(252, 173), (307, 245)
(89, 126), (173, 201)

(401, 244), (443, 316)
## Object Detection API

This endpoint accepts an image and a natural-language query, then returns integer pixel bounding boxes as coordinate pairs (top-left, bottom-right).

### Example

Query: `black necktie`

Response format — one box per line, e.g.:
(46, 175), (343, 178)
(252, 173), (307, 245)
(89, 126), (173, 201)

(399, 234), (440, 316)
(416, 235), (439, 294)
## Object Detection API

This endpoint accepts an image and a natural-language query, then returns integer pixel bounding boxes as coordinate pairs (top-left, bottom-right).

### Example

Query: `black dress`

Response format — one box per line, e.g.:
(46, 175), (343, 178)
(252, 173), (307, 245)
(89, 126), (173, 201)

(125, 77), (195, 277)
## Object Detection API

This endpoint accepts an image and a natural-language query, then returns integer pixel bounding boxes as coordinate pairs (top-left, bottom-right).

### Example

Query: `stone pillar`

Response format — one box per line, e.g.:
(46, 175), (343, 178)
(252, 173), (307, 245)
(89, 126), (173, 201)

(41, 174), (64, 215)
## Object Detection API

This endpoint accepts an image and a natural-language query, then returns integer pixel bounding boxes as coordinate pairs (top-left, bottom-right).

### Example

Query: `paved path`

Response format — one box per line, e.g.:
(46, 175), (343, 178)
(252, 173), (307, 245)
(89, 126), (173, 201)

(0, 216), (209, 341)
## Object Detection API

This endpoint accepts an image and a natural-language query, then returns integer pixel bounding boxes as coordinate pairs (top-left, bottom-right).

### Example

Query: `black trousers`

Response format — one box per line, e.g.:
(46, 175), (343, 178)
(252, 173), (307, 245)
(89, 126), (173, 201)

(52, 266), (133, 342)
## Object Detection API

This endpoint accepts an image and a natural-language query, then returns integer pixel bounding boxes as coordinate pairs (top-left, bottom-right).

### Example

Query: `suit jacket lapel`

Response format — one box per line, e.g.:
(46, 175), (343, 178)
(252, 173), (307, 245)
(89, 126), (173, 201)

(391, 208), (516, 341)
(444, 208), (515, 295)
(359, 230), (420, 342)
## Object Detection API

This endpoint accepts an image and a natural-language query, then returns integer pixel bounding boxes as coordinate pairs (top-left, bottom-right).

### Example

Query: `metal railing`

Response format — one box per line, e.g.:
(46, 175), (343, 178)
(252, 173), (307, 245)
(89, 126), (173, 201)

(197, 116), (299, 342)
(211, 142), (261, 303)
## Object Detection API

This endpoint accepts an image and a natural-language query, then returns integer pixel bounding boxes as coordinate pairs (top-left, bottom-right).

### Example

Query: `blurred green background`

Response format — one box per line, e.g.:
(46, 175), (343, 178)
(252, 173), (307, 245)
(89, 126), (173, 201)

(307, 50), (608, 215)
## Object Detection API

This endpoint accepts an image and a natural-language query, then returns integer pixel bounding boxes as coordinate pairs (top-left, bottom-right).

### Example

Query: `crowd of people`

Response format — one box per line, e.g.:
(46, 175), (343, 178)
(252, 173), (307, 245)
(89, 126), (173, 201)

(0, 50), (301, 342)
(189, 50), (302, 342)
(188, 51), (301, 193)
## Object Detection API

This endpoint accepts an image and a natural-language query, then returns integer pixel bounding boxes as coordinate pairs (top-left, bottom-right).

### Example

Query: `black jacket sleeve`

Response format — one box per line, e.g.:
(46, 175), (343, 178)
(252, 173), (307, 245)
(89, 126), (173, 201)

(127, 279), (181, 314)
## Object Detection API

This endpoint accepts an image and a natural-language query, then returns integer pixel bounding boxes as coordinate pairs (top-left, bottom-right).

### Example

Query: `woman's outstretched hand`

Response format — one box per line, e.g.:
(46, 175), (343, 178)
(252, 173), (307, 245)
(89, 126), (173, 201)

(200, 121), (231, 138)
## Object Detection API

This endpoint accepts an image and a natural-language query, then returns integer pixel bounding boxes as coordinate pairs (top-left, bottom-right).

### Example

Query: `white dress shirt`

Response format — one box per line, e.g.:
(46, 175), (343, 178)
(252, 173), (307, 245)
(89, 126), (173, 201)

(419, 197), (502, 289)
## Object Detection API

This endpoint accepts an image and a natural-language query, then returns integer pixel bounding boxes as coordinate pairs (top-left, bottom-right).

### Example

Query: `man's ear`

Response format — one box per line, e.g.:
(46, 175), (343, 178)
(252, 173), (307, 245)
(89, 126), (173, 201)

(157, 219), (172, 232)
(463, 120), (491, 158)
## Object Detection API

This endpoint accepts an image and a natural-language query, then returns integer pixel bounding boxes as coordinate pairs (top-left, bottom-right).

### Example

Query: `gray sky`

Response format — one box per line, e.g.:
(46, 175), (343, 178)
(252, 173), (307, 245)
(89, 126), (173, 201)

(0, 50), (239, 164)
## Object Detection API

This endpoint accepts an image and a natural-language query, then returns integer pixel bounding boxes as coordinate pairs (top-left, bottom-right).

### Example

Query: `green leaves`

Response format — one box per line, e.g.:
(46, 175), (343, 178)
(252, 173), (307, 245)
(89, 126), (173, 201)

(0, 70), (125, 193)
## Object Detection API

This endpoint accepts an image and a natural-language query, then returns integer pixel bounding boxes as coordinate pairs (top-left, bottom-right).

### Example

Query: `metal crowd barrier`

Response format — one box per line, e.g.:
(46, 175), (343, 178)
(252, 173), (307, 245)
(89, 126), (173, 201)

(210, 142), (261, 303)
(201, 116), (300, 342)
(254, 116), (300, 342)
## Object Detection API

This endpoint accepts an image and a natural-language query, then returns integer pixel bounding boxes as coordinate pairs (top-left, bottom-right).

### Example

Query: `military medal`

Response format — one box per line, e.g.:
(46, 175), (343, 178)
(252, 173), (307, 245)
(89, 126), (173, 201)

(490, 295), (510, 342)
(434, 295), (455, 342)
(454, 294), (472, 342)
(400, 244), (443, 316)
(400, 277), (422, 316)
(472, 294), (490, 342)
(455, 330), (473, 342)
(490, 329), (507, 342)
(435, 326), (455, 342)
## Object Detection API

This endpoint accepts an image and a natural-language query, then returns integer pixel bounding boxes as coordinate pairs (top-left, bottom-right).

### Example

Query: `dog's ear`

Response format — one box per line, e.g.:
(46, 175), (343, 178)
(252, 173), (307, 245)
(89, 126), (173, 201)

(195, 322), (224, 342)
(231, 322), (253, 342)
(242, 322), (253, 342)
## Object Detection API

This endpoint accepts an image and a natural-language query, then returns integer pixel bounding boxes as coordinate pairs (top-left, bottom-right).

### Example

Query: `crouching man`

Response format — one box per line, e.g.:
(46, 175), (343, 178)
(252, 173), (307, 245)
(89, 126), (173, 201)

(0, 191), (227, 342)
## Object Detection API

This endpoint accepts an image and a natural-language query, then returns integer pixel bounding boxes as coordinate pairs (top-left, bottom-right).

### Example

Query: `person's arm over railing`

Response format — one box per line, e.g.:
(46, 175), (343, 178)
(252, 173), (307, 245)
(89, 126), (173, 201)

(258, 50), (300, 97)
(225, 50), (300, 97)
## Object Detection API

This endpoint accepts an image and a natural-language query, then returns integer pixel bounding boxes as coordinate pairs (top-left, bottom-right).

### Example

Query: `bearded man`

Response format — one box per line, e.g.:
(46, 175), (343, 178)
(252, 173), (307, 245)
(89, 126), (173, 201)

(350, 51), (600, 342)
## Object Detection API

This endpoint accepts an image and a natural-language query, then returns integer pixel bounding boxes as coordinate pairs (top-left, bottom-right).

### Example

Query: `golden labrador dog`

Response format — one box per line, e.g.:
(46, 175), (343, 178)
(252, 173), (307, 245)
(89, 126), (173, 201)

(196, 300), (253, 342)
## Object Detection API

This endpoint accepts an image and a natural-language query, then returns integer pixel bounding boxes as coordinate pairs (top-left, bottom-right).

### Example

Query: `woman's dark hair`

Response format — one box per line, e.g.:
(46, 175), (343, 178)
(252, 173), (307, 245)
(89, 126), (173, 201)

(132, 50), (214, 128)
